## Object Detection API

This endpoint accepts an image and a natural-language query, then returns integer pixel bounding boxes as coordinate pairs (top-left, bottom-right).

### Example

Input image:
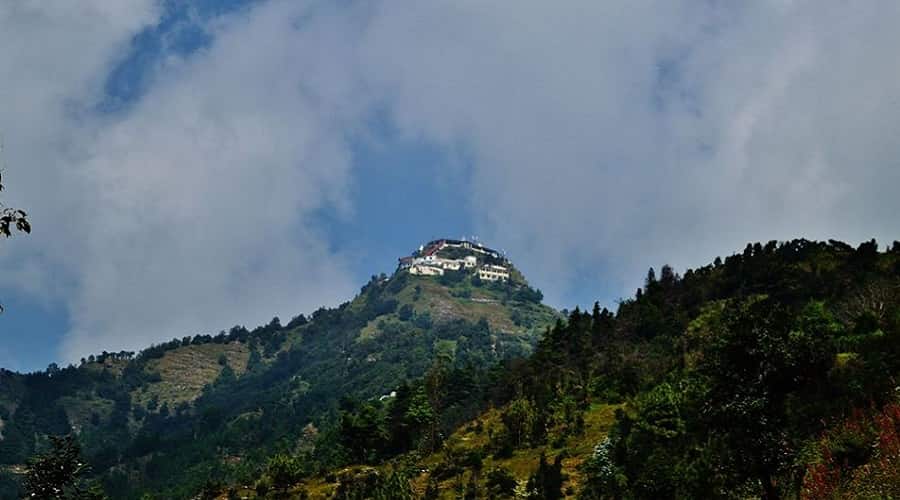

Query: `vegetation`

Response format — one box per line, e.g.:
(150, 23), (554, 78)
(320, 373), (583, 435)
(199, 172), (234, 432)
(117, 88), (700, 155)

(0, 170), (30, 240)
(22, 435), (106, 499)
(233, 238), (900, 499)
(6, 238), (900, 498)
(0, 167), (31, 313)
(0, 260), (555, 499)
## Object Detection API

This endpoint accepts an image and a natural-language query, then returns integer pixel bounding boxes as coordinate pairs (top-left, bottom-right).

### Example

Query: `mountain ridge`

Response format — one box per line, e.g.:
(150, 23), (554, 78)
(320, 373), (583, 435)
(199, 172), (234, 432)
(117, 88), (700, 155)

(0, 239), (559, 499)
(9, 238), (900, 499)
(204, 238), (900, 499)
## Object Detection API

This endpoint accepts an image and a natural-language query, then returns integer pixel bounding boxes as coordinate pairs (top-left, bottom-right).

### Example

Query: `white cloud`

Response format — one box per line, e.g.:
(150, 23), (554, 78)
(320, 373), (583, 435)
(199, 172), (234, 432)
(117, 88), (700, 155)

(0, 0), (161, 316)
(354, 1), (900, 305)
(5, 0), (900, 363)
(1, 1), (362, 362)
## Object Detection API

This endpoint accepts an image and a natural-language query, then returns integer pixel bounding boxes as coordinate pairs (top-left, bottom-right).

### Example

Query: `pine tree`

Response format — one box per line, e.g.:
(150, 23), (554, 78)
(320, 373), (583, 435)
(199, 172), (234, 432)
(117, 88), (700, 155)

(645, 267), (657, 289)
(525, 452), (565, 499)
(23, 435), (107, 499)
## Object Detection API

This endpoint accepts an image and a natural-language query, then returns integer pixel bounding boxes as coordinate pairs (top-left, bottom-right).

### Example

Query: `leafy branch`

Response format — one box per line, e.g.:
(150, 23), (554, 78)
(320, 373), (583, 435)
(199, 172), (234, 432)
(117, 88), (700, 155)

(0, 143), (32, 313)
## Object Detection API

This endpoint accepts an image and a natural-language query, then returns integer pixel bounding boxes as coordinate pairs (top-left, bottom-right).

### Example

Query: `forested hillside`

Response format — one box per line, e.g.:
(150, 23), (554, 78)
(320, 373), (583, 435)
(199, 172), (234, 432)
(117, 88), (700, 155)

(222, 239), (900, 499)
(0, 262), (555, 499)
(5, 238), (900, 499)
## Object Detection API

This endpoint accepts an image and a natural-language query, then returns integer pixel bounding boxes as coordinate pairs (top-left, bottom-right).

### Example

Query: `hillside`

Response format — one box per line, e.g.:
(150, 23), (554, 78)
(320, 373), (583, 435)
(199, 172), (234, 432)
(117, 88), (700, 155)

(0, 241), (558, 499)
(201, 238), (900, 499)
(7, 238), (900, 499)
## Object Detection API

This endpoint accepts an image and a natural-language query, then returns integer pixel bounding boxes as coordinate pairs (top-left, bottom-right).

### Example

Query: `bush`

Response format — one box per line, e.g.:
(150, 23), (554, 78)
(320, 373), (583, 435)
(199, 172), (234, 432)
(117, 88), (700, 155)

(398, 304), (414, 322)
(802, 404), (900, 499)
(265, 454), (303, 491)
(485, 467), (518, 498)
(514, 287), (544, 304)
(374, 298), (399, 316)
(254, 476), (271, 497)
(439, 270), (466, 286)
(414, 312), (433, 329)
(387, 273), (408, 294)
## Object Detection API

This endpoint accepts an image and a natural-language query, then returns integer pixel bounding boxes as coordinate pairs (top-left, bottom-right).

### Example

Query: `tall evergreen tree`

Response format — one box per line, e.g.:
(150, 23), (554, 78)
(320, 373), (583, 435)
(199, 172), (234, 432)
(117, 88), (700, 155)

(23, 435), (106, 500)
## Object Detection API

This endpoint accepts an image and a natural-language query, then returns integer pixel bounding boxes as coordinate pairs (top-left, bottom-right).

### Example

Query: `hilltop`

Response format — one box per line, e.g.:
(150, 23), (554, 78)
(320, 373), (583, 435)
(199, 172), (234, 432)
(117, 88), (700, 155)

(9, 238), (900, 499)
(0, 239), (558, 499)
(205, 238), (900, 499)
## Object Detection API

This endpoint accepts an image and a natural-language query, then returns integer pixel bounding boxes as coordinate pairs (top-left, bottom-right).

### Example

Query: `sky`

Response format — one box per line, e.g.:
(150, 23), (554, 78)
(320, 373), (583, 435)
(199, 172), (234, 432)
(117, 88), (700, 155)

(2, 0), (900, 372)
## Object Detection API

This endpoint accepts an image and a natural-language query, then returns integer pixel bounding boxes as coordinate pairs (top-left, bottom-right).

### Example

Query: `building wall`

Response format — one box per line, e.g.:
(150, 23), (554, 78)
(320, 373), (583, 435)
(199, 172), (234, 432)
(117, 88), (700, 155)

(478, 265), (509, 281)
(400, 240), (508, 279)
(410, 264), (444, 276)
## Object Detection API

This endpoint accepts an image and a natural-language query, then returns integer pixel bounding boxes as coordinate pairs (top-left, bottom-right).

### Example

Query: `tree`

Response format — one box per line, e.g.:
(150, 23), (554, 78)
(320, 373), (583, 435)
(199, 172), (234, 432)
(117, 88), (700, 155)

(23, 435), (107, 499)
(525, 452), (565, 500)
(645, 267), (657, 289)
(485, 467), (518, 499)
(264, 453), (302, 492)
(0, 166), (31, 313)
(500, 396), (538, 449)
(339, 402), (388, 463)
(397, 303), (414, 321)
(693, 298), (834, 499)
(0, 167), (30, 240)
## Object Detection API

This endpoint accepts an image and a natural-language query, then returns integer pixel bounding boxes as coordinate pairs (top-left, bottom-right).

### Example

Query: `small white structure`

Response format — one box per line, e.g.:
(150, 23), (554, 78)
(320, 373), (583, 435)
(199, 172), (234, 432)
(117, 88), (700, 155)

(410, 263), (444, 276)
(478, 264), (509, 282)
(438, 258), (462, 270)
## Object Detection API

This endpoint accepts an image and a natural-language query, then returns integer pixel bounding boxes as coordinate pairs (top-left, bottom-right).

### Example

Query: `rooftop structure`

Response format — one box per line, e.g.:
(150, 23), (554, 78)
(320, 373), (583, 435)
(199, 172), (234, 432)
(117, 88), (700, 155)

(398, 238), (509, 281)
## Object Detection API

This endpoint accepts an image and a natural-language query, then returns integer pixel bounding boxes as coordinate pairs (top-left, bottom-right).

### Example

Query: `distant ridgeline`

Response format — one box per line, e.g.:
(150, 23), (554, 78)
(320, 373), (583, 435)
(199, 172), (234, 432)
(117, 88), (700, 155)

(0, 239), (557, 499)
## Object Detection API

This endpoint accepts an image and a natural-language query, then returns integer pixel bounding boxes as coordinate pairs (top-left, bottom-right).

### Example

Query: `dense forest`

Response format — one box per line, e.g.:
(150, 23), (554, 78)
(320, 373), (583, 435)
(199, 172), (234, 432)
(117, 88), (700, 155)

(230, 238), (900, 499)
(5, 238), (900, 499)
(0, 260), (555, 499)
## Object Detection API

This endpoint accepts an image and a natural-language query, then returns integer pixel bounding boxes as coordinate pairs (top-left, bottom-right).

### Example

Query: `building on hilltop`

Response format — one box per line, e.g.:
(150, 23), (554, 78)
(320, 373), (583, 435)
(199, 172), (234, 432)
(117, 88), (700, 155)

(419, 239), (503, 260)
(409, 263), (444, 276)
(478, 264), (510, 282)
(398, 238), (507, 280)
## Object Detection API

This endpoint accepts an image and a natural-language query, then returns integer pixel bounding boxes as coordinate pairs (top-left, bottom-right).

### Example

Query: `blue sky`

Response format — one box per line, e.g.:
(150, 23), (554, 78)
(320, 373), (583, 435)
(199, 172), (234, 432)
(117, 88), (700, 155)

(2, 1), (900, 372)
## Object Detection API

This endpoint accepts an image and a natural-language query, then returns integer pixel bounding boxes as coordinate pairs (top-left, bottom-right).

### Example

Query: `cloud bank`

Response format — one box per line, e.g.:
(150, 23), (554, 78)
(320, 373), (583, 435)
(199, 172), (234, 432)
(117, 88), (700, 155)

(3, 0), (900, 363)
(356, 1), (900, 303)
(1, 1), (362, 362)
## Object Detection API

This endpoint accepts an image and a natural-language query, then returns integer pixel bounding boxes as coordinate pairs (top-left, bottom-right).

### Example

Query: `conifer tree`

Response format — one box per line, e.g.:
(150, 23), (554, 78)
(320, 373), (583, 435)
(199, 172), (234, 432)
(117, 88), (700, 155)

(23, 435), (106, 500)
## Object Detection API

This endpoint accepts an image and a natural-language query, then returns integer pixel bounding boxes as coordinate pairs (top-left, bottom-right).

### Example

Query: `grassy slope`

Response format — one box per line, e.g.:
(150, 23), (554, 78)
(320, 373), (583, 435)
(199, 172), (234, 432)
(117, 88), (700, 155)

(0, 256), (559, 499)
(32, 343), (254, 435)
(358, 277), (551, 343)
(411, 402), (621, 498)
(130, 342), (251, 409)
(232, 402), (621, 499)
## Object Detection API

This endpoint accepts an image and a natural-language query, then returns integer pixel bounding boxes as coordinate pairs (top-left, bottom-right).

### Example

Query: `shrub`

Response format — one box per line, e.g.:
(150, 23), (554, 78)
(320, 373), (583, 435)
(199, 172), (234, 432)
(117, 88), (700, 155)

(398, 304), (414, 322)
(485, 467), (518, 498)
(803, 403), (900, 499)
(265, 453), (303, 492)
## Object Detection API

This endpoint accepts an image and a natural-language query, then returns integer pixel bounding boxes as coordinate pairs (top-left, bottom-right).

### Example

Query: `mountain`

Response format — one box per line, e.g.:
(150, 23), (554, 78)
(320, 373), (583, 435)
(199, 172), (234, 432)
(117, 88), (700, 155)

(208, 238), (900, 499)
(7, 238), (900, 499)
(0, 240), (558, 499)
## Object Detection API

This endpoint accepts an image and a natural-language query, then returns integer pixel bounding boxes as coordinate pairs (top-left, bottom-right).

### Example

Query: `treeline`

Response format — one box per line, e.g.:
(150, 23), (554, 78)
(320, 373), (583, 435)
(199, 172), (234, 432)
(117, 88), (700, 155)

(269, 238), (900, 499)
(0, 265), (552, 499)
(507, 239), (900, 498)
